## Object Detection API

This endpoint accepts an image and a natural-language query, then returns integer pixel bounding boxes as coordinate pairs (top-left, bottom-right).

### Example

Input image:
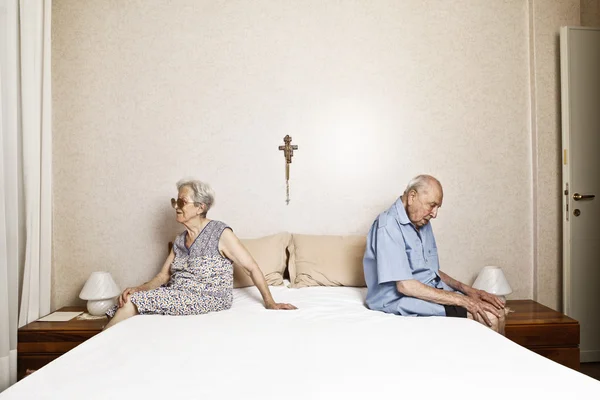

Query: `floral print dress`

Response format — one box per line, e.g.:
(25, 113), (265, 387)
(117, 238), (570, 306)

(106, 220), (233, 317)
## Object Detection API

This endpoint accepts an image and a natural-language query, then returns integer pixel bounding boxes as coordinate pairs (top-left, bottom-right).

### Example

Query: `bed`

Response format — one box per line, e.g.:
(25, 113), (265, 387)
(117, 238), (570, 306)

(2, 284), (599, 399)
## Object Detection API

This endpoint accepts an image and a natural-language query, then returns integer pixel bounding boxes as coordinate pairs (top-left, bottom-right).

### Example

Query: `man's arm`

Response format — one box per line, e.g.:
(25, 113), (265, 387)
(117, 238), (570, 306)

(396, 279), (501, 326)
(438, 270), (505, 310)
(437, 270), (469, 294)
(396, 279), (465, 306)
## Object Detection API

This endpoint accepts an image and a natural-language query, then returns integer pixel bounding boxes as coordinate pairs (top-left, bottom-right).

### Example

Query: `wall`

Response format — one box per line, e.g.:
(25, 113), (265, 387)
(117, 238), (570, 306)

(52, 0), (565, 309)
(530, 0), (579, 311)
(528, 0), (598, 311)
(582, 0), (600, 26)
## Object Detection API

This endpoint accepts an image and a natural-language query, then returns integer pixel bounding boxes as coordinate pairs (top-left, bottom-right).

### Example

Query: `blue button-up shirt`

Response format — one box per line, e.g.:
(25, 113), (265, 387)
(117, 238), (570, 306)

(363, 197), (453, 316)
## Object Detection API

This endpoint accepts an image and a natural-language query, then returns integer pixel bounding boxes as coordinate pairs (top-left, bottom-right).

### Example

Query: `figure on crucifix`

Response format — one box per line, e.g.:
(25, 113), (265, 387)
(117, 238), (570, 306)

(278, 135), (298, 205)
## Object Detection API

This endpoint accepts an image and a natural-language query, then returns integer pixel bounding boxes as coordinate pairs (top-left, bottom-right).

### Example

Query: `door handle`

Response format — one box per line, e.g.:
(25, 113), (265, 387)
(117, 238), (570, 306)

(573, 193), (596, 201)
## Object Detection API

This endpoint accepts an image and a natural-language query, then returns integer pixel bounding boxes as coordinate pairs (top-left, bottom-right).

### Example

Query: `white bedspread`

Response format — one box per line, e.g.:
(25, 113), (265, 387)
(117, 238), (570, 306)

(3, 286), (599, 399)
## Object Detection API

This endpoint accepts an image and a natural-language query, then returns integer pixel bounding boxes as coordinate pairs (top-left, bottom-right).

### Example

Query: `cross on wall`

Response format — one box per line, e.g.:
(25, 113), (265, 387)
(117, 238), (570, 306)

(278, 135), (298, 205)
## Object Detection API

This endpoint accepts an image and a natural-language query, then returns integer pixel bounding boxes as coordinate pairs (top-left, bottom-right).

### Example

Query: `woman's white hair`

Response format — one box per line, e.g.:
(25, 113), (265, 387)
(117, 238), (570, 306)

(176, 178), (215, 215)
(403, 174), (442, 196)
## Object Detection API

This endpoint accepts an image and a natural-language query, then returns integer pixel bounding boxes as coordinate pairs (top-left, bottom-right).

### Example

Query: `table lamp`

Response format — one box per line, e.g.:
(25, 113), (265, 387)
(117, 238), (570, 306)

(79, 271), (121, 316)
(472, 266), (512, 301)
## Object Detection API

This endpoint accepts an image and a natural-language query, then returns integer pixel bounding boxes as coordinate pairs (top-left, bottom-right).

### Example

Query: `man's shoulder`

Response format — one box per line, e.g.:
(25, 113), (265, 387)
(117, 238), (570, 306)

(375, 204), (399, 230)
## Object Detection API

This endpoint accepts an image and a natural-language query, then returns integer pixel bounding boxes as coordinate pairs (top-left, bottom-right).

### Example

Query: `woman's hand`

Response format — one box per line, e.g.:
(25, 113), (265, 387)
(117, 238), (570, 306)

(265, 302), (297, 310)
(118, 287), (139, 308)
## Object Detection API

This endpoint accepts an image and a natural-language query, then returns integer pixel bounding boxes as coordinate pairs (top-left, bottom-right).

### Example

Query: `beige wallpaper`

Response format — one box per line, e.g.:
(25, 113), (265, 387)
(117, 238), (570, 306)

(52, 0), (569, 309)
(582, 0), (600, 26)
(530, 0), (579, 311)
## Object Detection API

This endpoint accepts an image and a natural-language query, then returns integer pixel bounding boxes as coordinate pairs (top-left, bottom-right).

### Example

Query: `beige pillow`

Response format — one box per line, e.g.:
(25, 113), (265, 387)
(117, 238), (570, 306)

(234, 232), (291, 288)
(289, 234), (367, 288)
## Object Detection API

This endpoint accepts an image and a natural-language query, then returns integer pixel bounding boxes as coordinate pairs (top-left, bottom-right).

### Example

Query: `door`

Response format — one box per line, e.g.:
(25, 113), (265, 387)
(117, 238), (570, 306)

(561, 26), (600, 363)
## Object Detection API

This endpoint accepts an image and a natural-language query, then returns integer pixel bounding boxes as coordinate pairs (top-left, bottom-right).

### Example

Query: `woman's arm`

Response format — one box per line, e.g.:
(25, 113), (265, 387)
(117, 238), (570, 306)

(219, 229), (296, 310)
(118, 249), (174, 307)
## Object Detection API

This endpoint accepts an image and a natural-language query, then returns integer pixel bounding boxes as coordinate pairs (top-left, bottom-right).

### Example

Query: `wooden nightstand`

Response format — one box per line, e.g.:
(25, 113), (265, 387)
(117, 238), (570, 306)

(17, 306), (106, 380)
(505, 300), (580, 370)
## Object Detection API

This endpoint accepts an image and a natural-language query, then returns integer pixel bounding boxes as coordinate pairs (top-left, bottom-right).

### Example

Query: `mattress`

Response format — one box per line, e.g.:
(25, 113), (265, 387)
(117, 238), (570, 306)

(2, 285), (599, 399)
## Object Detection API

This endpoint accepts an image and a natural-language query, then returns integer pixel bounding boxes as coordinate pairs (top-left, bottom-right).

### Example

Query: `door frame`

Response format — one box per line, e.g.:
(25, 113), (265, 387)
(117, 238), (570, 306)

(560, 25), (573, 316)
(560, 26), (600, 318)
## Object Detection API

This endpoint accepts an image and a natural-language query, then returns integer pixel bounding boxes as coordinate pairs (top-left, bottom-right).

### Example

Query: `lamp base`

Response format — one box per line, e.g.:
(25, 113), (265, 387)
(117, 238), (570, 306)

(87, 298), (116, 316)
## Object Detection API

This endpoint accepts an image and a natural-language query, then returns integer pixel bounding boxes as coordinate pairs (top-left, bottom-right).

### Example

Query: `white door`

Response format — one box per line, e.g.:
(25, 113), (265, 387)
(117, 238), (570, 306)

(561, 26), (600, 363)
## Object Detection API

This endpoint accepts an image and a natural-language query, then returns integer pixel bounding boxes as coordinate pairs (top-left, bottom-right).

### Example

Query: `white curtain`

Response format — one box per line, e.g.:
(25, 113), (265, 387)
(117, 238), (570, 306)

(17, 0), (52, 328)
(0, 0), (52, 392)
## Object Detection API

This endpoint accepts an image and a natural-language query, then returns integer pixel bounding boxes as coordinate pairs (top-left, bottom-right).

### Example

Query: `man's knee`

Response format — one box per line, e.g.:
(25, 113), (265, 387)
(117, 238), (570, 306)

(468, 311), (500, 332)
(487, 312), (500, 332)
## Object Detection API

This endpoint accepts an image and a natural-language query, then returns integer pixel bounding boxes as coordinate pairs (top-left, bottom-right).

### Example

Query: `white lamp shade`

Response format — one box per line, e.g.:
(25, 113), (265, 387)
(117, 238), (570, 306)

(472, 266), (512, 296)
(79, 271), (120, 300)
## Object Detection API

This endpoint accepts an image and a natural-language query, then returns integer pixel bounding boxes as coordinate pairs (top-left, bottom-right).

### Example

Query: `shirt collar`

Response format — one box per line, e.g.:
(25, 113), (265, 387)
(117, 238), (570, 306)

(393, 197), (411, 225)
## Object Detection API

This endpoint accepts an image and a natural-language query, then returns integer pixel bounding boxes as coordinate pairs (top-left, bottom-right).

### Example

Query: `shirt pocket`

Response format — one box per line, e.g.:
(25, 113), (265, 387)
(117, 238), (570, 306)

(406, 250), (425, 270)
(425, 246), (438, 257)
(425, 247), (439, 267)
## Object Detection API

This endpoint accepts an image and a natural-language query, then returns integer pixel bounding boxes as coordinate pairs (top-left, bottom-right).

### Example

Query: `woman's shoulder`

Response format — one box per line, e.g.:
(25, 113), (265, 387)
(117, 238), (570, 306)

(171, 231), (187, 254)
(208, 220), (232, 233)
(173, 231), (188, 246)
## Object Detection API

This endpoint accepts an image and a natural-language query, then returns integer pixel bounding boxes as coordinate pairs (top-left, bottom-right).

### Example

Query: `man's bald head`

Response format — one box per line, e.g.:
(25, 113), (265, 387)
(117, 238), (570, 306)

(403, 175), (443, 198)
(402, 175), (443, 228)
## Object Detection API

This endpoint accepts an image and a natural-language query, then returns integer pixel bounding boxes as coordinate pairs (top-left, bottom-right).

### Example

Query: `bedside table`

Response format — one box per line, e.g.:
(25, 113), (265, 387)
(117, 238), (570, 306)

(17, 306), (106, 380)
(505, 300), (580, 370)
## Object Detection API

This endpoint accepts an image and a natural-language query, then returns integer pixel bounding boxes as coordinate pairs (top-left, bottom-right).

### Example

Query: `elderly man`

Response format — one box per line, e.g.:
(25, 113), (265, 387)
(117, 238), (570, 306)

(363, 174), (506, 332)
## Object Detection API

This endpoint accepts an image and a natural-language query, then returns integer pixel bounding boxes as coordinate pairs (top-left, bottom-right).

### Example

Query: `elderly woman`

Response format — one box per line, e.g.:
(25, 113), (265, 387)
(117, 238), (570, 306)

(104, 179), (296, 329)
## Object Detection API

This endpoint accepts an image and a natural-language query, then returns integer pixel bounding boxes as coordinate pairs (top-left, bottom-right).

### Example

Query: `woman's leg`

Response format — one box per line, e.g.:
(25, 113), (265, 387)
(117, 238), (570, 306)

(103, 300), (139, 330)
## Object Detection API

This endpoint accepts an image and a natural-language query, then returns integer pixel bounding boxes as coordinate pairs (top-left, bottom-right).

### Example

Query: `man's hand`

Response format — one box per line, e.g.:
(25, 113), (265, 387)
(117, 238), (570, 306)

(438, 271), (504, 310)
(118, 287), (139, 308)
(461, 296), (501, 327)
(467, 288), (505, 310)
(265, 302), (297, 310)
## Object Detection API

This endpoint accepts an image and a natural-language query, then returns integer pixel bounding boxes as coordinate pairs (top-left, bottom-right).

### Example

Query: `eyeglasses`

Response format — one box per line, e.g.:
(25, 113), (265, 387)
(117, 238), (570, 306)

(171, 198), (196, 209)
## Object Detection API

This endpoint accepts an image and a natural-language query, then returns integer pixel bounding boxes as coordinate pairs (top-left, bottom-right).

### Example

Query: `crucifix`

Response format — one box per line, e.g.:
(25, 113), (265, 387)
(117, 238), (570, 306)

(278, 135), (298, 205)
